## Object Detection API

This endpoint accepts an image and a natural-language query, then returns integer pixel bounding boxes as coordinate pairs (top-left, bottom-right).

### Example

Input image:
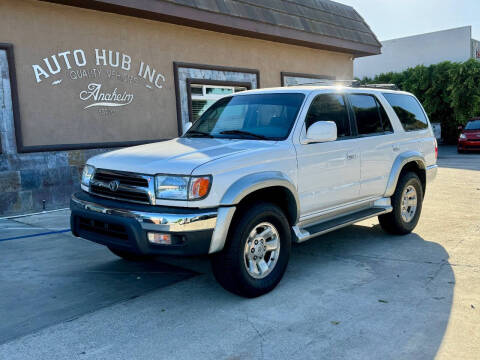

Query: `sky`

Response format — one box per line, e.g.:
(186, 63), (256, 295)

(335, 0), (480, 41)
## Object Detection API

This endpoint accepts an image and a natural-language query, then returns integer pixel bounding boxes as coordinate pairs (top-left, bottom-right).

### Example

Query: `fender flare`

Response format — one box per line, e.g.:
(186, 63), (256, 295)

(209, 171), (299, 254)
(384, 151), (426, 197)
(220, 171), (299, 217)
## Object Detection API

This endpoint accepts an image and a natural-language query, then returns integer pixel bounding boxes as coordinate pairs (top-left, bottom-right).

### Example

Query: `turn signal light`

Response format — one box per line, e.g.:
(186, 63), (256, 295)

(189, 176), (211, 199)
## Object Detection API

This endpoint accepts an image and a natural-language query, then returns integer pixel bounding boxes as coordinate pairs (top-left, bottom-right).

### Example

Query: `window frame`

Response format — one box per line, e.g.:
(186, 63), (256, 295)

(347, 93), (395, 138)
(302, 93), (356, 142)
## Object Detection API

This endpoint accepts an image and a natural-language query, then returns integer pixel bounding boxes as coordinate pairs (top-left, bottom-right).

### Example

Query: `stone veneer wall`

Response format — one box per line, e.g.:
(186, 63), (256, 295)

(0, 149), (109, 216)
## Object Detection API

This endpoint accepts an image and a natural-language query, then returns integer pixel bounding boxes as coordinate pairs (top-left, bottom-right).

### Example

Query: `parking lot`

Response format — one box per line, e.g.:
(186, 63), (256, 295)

(0, 146), (478, 360)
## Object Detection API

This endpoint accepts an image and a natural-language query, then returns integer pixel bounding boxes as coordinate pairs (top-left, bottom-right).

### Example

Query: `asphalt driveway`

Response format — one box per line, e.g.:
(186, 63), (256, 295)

(0, 146), (478, 359)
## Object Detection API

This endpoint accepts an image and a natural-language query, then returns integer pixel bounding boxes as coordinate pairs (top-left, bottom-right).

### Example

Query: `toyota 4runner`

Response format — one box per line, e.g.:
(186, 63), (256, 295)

(70, 85), (438, 297)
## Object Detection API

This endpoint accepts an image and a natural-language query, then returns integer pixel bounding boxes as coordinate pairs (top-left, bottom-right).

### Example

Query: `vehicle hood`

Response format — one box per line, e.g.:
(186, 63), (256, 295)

(88, 137), (274, 175)
(463, 129), (480, 139)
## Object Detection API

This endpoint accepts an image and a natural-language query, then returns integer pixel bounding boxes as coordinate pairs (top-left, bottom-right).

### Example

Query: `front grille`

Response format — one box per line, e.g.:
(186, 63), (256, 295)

(78, 216), (129, 240)
(90, 184), (151, 203)
(94, 171), (149, 187)
(90, 169), (153, 204)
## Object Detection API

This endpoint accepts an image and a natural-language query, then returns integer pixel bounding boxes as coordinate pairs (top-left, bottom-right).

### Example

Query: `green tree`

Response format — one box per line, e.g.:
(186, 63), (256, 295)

(359, 59), (480, 144)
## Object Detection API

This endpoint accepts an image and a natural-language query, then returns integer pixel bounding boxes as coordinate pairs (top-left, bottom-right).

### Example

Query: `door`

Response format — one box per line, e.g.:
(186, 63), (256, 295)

(347, 93), (397, 198)
(295, 93), (361, 216)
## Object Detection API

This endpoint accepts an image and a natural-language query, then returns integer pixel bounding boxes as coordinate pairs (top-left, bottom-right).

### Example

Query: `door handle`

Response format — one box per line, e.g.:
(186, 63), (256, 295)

(346, 153), (357, 160)
(393, 145), (400, 152)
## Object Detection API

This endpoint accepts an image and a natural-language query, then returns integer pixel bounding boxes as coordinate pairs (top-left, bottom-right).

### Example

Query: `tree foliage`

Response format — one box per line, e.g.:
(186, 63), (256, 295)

(358, 59), (480, 143)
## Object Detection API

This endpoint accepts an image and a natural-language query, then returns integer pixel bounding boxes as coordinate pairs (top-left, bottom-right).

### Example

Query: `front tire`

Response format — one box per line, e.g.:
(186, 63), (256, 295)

(379, 172), (424, 235)
(211, 202), (291, 298)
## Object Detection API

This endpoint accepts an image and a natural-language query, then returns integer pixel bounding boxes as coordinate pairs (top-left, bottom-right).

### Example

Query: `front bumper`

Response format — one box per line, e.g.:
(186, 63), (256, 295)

(70, 191), (219, 255)
(458, 140), (480, 151)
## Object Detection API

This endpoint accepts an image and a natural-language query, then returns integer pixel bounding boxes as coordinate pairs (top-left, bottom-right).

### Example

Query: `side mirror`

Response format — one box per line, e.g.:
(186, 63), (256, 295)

(305, 121), (337, 143)
(183, 121), (193, 135)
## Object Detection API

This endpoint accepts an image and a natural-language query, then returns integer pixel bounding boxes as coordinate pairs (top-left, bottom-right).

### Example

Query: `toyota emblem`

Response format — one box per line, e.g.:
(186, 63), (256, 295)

(108, 180), (120, 191)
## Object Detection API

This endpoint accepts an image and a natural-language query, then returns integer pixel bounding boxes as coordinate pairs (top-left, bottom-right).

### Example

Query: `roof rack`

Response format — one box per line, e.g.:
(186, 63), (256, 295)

(285, 80), (399, 90)
(355, 83), (399, 90)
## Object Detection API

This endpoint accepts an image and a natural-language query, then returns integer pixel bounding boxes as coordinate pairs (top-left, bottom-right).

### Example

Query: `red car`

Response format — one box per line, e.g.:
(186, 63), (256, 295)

(458, 119), (480, 152)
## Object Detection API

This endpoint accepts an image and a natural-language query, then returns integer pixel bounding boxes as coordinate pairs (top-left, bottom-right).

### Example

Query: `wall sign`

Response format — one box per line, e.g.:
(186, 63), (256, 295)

(31, 48), (165, 115)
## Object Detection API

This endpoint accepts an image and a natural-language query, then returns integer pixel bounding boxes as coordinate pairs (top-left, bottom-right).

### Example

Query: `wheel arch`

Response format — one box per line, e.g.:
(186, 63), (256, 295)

(385, 151), (426, 197)
(220, 171), (299, 224)
(209, 172), (299, 254)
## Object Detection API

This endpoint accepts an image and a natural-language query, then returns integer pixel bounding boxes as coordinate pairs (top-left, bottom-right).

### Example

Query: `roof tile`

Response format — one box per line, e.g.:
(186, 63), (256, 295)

(163, 0), (380, 48)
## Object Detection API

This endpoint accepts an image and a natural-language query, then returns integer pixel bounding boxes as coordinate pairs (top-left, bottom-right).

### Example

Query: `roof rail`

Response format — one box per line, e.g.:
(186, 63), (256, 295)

(285, 80), (399, 90)
(285, 79), (358, 87)
(355, 83), (399, 90)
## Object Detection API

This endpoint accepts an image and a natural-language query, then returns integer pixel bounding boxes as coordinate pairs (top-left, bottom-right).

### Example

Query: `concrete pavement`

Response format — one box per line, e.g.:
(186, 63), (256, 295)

(0, 146), (478, 359)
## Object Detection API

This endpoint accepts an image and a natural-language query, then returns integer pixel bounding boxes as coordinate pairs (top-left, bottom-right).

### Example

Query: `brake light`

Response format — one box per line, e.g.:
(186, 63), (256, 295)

(434, 139), (438, 160)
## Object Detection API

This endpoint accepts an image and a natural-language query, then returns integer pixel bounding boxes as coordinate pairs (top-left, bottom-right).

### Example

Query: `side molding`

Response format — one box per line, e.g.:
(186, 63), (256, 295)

(384, 151), (426, 197)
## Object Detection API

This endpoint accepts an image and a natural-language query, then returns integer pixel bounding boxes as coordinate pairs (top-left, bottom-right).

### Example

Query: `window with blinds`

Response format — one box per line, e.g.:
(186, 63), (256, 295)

(190, 84), (248, 121)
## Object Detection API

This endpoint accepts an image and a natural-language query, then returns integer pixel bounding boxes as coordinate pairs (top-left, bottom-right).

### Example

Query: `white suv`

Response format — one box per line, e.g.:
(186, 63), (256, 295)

(71, 85), (438, 297)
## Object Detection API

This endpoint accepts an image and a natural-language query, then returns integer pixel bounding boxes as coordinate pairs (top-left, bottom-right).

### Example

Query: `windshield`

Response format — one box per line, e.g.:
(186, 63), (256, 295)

(184, 93), (305, 140)
(465, 120), (480, 130)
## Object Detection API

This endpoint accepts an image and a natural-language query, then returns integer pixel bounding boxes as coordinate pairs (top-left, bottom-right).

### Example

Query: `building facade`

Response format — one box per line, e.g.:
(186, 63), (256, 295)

(0, 0), (380, 216)
(355, 26), (479, 79)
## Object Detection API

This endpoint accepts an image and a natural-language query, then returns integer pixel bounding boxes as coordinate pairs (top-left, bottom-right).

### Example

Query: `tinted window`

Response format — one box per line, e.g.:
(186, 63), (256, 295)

(350, 94), (391, 135)
(383, 93), (429, 131)
(305, 94), (350, 137)
(185, 93), (305, 140)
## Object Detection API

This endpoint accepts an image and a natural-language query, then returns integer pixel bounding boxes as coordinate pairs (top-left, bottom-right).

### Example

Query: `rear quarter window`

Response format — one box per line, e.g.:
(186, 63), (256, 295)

(382, 93), (429, 131)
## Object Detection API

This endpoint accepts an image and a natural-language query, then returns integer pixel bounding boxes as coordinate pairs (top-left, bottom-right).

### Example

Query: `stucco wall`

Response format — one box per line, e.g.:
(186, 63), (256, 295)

(354, 26), (472, 79)
(0, 0), (353, 149)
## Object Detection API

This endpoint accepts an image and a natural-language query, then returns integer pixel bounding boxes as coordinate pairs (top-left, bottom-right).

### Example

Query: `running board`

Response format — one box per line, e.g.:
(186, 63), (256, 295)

(292, 206), (392, 243)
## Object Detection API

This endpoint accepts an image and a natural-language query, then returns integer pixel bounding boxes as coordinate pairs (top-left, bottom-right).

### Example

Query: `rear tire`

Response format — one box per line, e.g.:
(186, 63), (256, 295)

(379, 172), (423, 235)
(211, 202), (291, 298)
(108, 247), (153, 262)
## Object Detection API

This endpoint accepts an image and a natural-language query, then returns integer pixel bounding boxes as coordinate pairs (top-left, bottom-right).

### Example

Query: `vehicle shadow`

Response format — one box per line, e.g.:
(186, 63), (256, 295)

(0, 224), (454, 359)
(150, 223), (455, 360)
(165, 222), (455, 359)
(282, 223), (454, 359)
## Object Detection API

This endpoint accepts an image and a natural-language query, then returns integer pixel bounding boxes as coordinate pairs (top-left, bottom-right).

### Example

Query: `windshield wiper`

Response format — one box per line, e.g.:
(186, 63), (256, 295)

(184, 130), (214, 138)
(219, 130), (269, 140)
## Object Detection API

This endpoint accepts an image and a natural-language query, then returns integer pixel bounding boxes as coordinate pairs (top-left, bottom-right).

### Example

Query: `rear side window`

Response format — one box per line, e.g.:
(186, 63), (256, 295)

(349, 94), (393, 135)
(305, 94), (350, 137)
(382, 93), (429, 131)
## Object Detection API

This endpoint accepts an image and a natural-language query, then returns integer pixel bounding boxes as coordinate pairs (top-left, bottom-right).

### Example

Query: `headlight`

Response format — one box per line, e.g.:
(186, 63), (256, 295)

(155, 175), (189, 200)
(459, 133), (467, 140)
(81, 165), (95, 186)
(155, 175), (211, 200)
